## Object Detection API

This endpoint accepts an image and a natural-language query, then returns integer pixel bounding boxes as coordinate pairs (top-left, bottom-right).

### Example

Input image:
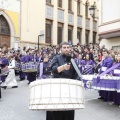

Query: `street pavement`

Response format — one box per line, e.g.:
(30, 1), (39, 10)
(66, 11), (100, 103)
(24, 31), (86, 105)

(0, 77), (120, 120)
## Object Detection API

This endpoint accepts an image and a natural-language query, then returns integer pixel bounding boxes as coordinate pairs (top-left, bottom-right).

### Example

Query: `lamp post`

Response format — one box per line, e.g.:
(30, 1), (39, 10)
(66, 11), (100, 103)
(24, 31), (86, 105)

(89, 5), (98, 19)
(38, 34), (44, 51)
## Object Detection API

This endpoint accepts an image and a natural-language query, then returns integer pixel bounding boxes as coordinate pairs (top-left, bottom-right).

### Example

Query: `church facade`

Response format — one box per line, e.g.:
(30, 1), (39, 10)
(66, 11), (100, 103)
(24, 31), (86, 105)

(0, 0), (20, 50)
(0, 0), (99, 49)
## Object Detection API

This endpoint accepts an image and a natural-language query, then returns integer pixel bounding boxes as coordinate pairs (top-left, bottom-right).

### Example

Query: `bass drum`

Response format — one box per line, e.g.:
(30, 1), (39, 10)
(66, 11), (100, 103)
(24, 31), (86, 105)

(29, 78), (85, 111)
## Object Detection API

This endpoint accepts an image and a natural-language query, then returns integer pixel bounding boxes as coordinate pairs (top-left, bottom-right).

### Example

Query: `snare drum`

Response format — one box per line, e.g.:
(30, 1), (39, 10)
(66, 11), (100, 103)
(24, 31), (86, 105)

(82, 75), (94, 89)
(15, 62), (21, 71)
(29, 78), (85, 110)
(22, 62), (38, 72)
(93, 75), (120, 91)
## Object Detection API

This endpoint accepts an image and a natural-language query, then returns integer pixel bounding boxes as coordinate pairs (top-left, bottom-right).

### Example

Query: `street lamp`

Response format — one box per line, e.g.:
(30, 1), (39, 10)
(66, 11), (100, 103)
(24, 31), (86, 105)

(38, 34), (44, 51)
(89, 5), (98, 19)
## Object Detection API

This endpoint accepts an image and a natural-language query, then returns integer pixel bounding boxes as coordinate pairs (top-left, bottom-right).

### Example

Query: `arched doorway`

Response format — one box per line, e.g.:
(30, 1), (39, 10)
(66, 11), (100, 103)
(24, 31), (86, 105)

(0, 15), (10, 51)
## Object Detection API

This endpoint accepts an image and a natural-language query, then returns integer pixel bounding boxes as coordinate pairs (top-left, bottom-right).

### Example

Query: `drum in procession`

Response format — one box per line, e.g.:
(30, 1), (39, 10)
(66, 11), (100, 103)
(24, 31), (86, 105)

(92, 75), (120, 92)
(15, 62), (21, 71)
(29, 78), (85, 111)
(82, 75), (94, 89)
(21, 62), (38, 73)
(0, 67), (10, 76)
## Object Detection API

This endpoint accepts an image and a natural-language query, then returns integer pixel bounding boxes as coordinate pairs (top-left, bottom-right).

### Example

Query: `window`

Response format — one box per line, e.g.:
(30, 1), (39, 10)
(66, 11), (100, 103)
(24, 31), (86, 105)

(68, 0), (72, 11)
(58, 0), (62, 8)
(77, 28), (82, 43)
(85, 1), (89, 18)
(93, 2), (96, 18)
(68, 26), (73, 43)
(0, 15), (10, 35)
(85, 30), (89, 44)
(46, 0), (51, 4)
(77, 0), (81, 14)
(93, 32), (96, 44)
(46, 24), (52, 43)
(57, 27), (63, 44)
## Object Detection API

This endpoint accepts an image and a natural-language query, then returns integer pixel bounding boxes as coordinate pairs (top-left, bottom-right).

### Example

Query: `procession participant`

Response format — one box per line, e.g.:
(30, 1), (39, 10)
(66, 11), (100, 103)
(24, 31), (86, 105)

(1, 55), (18, 89)
(19, 52), (26, 81)
(39, 54), (51, 79)
(98, 49), (113, 101)
(0, 52), (8, 83)
(74, 53), (85, 73)
(26, 50), (39, 84)
(108, 54), (120, 106)
(83, 54), (94, 74)
(46, 42), (79, 120)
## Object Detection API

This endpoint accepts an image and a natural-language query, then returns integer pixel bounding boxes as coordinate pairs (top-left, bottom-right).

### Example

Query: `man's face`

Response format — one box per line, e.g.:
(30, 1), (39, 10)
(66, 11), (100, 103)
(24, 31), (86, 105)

(102, 52), (108, 58)
(61, 44), (70, 55)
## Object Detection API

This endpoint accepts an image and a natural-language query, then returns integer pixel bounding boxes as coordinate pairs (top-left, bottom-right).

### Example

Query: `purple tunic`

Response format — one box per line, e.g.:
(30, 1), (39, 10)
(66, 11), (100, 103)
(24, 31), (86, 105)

(83, 60), (94, 74)
(0, 57), (8, 82)
(19, 55), (26, 79)
(74, 58), (85, 73)
(100, 56), (113, 74)
(99, 57), (113, 101)
(108, 63), (120, 104)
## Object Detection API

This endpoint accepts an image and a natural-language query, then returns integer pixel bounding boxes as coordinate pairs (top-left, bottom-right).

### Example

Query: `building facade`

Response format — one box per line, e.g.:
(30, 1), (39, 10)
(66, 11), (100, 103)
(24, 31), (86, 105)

(0, 0), (99, 49)
(99, 0), (120, 50)
(21, 0), (99, 49)
(0, 0), (20, 50)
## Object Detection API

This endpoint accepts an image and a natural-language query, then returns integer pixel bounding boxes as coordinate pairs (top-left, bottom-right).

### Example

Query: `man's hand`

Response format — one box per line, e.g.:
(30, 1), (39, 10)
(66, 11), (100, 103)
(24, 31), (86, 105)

(63, 64), (70, 70)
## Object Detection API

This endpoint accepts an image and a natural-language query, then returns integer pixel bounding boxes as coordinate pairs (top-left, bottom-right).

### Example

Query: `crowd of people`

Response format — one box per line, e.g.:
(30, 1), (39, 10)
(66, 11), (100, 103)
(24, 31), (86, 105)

(0, 42), (120, 108)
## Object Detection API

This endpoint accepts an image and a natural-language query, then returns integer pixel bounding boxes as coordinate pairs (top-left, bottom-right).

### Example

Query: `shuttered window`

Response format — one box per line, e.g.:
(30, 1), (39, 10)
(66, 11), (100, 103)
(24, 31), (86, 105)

(93, 32), (96, 44)
(85, 30), (89, 44)
(46, 0), (51, 4)
(85, 2), (89, 18)
(68, 0), (72, 11)
(57, 27), (63, 44)
(77, 28), (82, 43)
(46, 24), (52, 43)
(68, 29), (73, 42)
(58, 0), (62, 8)
(77, 0), (81, 14)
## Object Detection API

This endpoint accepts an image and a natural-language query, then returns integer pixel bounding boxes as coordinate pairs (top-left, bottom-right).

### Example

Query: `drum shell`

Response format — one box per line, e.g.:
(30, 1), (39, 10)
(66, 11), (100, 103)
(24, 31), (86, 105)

(29, 78), (85, 111)
(21, 62), (38, 72)
(15, 62), (21, 71)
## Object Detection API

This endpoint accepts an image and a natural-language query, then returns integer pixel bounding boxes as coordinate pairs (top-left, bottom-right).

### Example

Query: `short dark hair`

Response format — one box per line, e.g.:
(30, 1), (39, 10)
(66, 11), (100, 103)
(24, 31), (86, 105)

(60, 42), (69, 48)
(102, 49), (109, 53)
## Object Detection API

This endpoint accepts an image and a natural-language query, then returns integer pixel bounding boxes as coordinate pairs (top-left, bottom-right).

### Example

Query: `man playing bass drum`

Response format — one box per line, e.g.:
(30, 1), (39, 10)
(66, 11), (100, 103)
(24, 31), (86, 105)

(46, 42), (79, 120)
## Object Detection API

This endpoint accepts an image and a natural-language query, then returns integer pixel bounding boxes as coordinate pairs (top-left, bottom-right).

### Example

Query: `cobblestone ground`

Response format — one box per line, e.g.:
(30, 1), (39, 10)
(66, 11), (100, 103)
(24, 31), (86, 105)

(0, 77), (120, 120)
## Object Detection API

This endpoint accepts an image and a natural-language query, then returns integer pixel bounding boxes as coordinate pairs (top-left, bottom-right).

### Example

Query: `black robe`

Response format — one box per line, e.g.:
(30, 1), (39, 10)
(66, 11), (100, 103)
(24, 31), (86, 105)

(46, 54), (77, 120)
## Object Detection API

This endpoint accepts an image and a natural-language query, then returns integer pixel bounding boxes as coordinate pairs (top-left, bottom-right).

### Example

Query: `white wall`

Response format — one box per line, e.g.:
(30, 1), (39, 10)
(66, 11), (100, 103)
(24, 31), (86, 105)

(100, 37), (120, 50)
(102, 0), (120, 23)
